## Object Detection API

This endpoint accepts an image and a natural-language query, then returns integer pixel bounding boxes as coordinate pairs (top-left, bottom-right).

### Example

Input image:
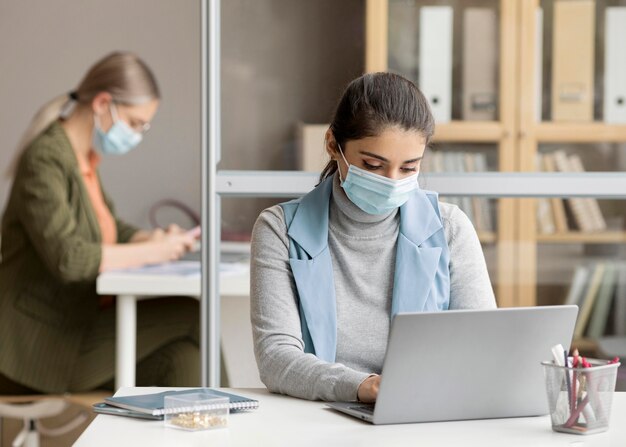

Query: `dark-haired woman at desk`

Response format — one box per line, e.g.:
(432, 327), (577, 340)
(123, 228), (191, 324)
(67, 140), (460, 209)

(250, 73), (496, 403)
(0, 52), (199, 394)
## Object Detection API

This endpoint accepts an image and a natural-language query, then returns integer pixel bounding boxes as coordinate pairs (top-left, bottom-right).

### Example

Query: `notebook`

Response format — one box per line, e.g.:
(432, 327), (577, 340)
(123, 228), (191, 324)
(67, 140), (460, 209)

(104, 388), (258, 416)
(92, 402), (164, 420)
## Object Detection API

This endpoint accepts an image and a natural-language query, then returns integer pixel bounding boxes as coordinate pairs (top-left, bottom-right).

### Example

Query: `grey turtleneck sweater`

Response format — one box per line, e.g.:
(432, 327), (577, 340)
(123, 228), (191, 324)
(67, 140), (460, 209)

(250, 173), (496, 402)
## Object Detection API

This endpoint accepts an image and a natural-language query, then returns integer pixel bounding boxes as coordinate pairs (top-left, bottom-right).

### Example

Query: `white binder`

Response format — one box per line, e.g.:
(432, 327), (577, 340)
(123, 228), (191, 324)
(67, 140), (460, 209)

(462, 8), (497, 121)
(536, 8), (543, 122)
(604, 7), (626, 123)
(419, 6), (453, 123)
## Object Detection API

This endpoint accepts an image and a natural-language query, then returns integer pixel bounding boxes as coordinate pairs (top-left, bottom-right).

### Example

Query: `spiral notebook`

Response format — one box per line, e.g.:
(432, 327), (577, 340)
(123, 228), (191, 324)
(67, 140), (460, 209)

(104, 388), (258, 416)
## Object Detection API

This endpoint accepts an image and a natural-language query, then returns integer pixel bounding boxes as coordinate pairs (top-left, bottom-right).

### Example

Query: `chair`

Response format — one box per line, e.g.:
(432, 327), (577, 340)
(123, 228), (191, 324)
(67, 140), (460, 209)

(0, 392), (107, 447)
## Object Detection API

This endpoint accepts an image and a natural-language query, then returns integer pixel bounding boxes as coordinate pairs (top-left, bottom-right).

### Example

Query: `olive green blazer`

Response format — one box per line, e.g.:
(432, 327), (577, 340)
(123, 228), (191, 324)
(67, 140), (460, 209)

(0, 121), (138, 392)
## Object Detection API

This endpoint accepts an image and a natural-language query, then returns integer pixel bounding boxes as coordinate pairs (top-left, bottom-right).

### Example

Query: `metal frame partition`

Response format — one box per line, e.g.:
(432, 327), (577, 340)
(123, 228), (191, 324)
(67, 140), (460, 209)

(201, 0), (626, 387)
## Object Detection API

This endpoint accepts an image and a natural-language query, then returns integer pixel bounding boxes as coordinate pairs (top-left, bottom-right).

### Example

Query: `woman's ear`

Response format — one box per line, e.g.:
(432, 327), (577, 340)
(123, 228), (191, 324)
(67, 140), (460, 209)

(325, 128), (339, 161)
(91, 92), (113, 116)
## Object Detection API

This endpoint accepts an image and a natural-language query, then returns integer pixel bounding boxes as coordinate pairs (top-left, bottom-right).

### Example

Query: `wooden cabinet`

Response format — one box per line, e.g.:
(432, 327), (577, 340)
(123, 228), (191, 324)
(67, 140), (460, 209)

(366, 0), (626, 325)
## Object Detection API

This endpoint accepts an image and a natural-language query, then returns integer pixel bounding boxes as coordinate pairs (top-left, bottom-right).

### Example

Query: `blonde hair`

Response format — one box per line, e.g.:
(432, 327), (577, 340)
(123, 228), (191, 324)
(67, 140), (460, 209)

(8, 51), (160, 176)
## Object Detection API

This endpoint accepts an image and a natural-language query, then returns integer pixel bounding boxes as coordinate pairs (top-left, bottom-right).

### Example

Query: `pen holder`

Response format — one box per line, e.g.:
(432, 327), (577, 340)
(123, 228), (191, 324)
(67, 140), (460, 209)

(542, 359), (620, 435)
(164, 392), (229, 431)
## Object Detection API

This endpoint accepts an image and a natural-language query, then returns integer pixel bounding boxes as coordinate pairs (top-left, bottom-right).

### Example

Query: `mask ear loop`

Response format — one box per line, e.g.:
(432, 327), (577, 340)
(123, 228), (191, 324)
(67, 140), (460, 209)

(93, 112), (103, 132)
(109, 101), (120, 123)
(94, 101), (116, 133)
(335, 141), (350, 183)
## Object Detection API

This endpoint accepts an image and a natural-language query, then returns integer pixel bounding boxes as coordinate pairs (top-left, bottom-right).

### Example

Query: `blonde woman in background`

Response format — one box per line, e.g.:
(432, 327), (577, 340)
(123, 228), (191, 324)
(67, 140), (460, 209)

(0, 52), (200, 394)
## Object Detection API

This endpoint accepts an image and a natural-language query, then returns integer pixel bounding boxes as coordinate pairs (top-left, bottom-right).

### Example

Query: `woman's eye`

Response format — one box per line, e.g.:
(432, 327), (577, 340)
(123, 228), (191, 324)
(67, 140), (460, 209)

(363, 161), (382, 170)
(401, 166), (417, 172)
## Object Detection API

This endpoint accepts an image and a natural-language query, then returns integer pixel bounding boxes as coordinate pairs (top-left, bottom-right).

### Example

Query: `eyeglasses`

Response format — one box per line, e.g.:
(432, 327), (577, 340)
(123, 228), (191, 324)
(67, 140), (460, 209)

(111, 102), (152, 134)
(129, 120), (151, 134)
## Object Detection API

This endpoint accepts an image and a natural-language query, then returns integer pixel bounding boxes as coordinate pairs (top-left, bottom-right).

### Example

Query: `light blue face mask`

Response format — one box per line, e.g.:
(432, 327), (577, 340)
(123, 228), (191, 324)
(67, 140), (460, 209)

(93, 103), (143, 155)
(337, 143), (419, 215)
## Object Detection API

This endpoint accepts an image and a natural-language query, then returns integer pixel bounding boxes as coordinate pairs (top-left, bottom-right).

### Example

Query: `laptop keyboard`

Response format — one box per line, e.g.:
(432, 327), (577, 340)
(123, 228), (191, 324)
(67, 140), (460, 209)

(349, 405), (375, 415)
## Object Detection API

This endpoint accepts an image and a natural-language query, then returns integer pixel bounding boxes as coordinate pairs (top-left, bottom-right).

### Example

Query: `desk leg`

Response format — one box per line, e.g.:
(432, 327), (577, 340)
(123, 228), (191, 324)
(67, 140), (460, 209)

(116, 295), (137, 390)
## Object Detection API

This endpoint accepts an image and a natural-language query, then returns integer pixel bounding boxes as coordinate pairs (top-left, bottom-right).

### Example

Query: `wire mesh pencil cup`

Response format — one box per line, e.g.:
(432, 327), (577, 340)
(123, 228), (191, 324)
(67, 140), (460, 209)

(542, 359), (620, 435)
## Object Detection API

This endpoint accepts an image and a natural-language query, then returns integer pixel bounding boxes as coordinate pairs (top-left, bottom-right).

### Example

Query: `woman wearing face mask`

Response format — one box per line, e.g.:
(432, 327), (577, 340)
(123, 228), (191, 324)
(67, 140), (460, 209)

(0, 52), (200, 394)
(250, 72), (496, 403)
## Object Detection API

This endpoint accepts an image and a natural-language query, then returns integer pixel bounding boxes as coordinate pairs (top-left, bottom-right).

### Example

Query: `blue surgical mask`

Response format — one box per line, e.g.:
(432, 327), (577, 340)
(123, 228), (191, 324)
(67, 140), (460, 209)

(93, 103), (143, 155)
(337, 143), (419, 215)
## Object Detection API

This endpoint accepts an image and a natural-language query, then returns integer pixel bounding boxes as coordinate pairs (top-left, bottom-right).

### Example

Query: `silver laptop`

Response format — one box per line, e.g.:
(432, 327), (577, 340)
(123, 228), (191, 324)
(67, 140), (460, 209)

(327, 305), (578, 425)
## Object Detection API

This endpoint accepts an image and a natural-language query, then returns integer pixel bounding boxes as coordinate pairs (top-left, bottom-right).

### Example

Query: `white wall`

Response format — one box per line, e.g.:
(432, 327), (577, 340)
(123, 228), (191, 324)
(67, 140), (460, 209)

(0, 0), (201, 229)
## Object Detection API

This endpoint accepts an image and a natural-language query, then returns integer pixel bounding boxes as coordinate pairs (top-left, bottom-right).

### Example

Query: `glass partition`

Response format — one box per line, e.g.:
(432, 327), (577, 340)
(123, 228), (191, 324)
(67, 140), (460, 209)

(219, 0), (364, 172)
(204, 0), (626, 389)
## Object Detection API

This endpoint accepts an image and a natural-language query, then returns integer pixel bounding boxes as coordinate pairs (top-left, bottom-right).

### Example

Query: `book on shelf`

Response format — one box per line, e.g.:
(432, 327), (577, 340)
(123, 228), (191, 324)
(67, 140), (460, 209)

(564, 266), (591, 307)
(297, 123), (328, 173)
(551, 0), (596, 122)
(471, 153), (494, 233)
(429, 150), (444, 172)
(426, 151), (493, 234)
(440, 151), (462, 210)
(535, 7), (543, 122)
(419, 6), (453, 123)
(535, 154), (555, 234)
(462, 7), (497, 121)
(567, 154), (607, 231)
(573, 262), (606, 339)
(604, 7), (626, 124)
(587, 263), (618, 339)
(616, 262), (626, 336)
(453, 153), (475, 225)
(541, 153), (568, 233)
(537, 197), (556, 234)
(550, 150), (606, 233)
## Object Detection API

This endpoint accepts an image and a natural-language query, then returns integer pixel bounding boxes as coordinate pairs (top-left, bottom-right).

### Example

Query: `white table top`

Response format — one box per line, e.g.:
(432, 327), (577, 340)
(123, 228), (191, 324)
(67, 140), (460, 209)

(74, 388), (626, 447)
(96, 260), (250, 297)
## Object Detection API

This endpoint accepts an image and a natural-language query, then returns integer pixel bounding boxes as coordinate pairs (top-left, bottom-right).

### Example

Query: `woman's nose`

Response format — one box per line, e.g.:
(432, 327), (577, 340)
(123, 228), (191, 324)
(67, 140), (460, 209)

(385, 169), (402, 180)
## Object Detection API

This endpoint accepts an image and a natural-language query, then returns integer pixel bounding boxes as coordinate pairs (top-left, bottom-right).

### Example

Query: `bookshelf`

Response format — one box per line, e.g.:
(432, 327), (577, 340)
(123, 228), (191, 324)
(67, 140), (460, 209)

(432, 122), (505, 143)
(366, 0), (518, 307)
(537, 232), (626, 244)
(535, 123), (626, 142)
(518, 0), (626, 319)
(366, 0), (626, 345)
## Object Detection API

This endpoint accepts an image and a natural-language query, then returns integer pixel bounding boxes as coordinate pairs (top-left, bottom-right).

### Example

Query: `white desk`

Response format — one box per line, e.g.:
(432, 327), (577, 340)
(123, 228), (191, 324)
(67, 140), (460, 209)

(75, 387), (626, 447)
(96, 261), (251, 390)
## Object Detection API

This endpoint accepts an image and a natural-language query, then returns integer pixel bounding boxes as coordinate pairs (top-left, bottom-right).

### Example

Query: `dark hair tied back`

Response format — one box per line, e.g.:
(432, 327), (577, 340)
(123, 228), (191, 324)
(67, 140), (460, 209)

(319, 72), (434, 183)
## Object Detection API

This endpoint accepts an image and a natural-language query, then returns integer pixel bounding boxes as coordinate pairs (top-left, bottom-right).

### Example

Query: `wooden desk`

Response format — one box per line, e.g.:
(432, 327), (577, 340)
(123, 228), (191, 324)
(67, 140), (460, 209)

(96, 261), (251, 390)
(75, 387), (626, 446)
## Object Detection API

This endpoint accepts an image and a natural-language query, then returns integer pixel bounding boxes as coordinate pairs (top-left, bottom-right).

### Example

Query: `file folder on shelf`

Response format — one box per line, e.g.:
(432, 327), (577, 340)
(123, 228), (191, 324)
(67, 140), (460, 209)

(462, 8), (497, 121)
(551, 0), (595, 122)
(604, 7), (626, 123)
(536, 8), (543, 122)
(419, 6), (453, 123)
(297, 123), (329, 173)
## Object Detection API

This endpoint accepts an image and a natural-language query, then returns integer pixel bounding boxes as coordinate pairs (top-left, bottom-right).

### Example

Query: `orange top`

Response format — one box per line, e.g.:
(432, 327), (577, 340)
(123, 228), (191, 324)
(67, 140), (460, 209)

(77, 150), (117, 244)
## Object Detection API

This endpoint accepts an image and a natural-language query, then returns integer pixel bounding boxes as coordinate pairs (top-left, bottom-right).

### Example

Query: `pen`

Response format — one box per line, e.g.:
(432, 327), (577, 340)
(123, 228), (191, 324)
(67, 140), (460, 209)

(572, 354), (578, 415)
(564, 350), (573, 413)
(187, 226), (201, 239)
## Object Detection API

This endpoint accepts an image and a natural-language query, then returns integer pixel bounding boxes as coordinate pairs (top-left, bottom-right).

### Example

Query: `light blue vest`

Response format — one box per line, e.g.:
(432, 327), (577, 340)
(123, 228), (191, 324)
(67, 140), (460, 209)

(279, 176), (450, 363)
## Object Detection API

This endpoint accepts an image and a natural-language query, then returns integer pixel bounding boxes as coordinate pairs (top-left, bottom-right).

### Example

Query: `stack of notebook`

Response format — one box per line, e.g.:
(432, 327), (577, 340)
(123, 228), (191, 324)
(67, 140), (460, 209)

(94, 388), (259, 420)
